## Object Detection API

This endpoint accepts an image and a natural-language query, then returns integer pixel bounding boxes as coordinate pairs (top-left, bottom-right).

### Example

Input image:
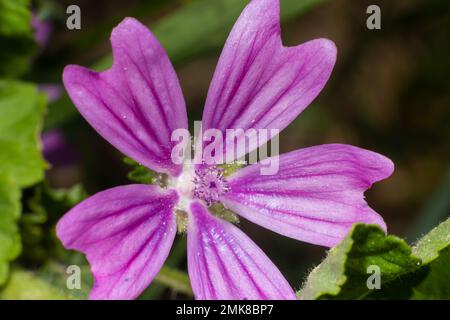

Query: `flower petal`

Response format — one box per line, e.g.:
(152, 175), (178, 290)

(63, 18), (187, 176)
(201, 0), (336, 161)
(221, 144), (394, 247)
(187, 201), (296, 300)
(56, 184), (178, 300)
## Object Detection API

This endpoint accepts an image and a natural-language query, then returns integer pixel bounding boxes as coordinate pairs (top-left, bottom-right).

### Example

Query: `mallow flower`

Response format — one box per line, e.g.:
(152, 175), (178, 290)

(32, 12), (52, 48)
(57, 0), (394, 300)
(33, 12), (63, 115)
(42, 130), (77, 167)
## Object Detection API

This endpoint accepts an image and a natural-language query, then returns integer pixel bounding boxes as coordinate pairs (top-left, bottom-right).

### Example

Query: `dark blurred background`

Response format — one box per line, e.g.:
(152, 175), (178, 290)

(26, 0), (450, 297)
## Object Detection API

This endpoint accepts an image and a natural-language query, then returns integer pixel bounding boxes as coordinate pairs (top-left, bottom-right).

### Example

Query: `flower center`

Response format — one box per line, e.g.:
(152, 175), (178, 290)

(169, 164), (234, 234)
(193, 166), (230, 206)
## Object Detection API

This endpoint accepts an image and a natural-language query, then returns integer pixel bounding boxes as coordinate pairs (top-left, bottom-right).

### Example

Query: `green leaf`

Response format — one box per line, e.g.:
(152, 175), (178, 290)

(0, 0), (36, 78)
(20, 183), (88, 264)
(366, 247), (450, 300)
(407, 247), (450, 299)
(127, 166), (157, 185)
(36, 261), (92, 300)
(0, 175), (21, 285)
(0, 81), (47, 286)
(0, 81), (48, 188)
(367, 219), (450, 299)
(0, 269), (72, 300)
(299, 220), (450, 300)
(0, 36), (36, 78)
(123, 157), (158, 184)
(298, 224), (421, 300)
(413, 218), (450, 264)
(28, 183), (88, 219)
(0, 0), (32, 36)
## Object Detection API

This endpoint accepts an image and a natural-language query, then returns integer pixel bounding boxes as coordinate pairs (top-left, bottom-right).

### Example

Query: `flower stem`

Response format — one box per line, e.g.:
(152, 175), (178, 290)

(154, 266), (193, 297)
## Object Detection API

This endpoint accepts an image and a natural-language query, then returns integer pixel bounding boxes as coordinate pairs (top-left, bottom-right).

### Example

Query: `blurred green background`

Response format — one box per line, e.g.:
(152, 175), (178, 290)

(0, 0), (449, 299)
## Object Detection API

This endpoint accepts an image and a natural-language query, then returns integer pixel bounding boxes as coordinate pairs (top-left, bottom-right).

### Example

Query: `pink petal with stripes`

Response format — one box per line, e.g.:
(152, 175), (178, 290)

(187, 201), (296, 300)
(56, 184), (178, 299)
(221, 144), (394, 247)
(63, 18), (187, 177)
(201, 0), (336, 163)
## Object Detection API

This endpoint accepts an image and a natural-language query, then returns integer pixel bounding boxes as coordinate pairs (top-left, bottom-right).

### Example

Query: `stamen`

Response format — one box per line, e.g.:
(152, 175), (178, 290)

(193, 166), (231, 206)
(176, 210), (188, 234)
(152, 173), (169, 188)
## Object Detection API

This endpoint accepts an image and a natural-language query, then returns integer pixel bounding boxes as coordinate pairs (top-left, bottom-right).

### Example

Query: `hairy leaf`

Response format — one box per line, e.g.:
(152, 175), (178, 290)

(368, 219), (450, 299)
(299, 224), (421, 299)
(299, 219), (450, 300)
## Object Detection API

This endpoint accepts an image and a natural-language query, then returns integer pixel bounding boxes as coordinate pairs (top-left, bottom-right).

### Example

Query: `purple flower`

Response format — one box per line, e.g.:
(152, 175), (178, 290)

(38, 84), (62, 103)
(33, 14), (63, 106)
(57, 0), (393, 300)
(32, 13), (52, 48)
(42, 130), (78, 167)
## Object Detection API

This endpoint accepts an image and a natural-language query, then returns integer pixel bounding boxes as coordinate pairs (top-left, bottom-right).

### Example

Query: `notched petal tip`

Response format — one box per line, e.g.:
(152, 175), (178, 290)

(202, 1), (339, 163)
(313, 38), (337, 65)
(110, 17), (149, 43)
(250, 0), (280, 15)
(113, 17), (143, 30)
(222, 144), (393, 248)
(369, 213), (388, 233)
(63, 64), (90, 84)
(378, 155), (395, 181)
(62, 65), (99, 95)
(355, 144), (395, 183)
(288, 38), (338, 75)
(61, 17), (187, 177)
(290, 37), (337, 53)
(315, 38), (338, 55)
(318, 144), (394, 185)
